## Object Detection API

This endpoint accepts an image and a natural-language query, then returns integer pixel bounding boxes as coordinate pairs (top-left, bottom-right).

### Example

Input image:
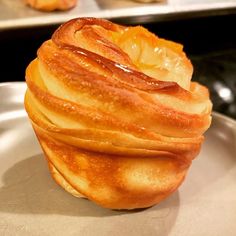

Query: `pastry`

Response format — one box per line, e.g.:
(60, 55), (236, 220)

(25, 0), (77, 11)
(24, 17), (212, 209)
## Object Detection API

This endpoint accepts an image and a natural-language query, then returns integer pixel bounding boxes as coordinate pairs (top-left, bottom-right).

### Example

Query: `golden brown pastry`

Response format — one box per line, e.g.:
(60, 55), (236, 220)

(24, 18), (212, 209)
(25, 0), (77, 11)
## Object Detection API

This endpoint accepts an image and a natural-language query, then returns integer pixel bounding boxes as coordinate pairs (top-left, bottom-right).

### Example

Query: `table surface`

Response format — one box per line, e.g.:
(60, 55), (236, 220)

(1, 0), (236, 30)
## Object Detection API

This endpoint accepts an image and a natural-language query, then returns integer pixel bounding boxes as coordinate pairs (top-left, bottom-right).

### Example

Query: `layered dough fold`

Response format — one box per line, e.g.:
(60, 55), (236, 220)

(25, 18), (212, 209)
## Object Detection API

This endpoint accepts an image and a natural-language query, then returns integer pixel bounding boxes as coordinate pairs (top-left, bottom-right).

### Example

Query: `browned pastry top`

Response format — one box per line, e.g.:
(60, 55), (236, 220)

(25, 0), (77, 11)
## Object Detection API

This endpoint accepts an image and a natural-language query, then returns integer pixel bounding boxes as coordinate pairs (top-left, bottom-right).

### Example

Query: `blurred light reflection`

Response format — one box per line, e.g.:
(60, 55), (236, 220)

(0, 110), (27, 122)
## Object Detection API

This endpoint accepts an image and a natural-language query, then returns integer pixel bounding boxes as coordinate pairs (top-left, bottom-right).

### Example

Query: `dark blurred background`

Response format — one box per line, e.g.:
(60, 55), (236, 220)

(0, 13), (236, 118)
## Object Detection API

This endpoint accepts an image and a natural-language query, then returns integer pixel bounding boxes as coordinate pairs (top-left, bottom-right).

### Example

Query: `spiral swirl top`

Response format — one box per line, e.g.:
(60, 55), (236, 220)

(25, 18), (212, 209)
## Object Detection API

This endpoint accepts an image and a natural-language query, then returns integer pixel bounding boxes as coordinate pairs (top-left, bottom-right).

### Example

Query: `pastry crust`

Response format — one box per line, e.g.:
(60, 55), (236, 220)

(24, 18), (212, 209)
(25, 0), (77, 11)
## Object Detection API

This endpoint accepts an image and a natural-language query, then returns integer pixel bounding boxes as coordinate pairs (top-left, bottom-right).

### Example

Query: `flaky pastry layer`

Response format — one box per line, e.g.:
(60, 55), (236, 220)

(25, 17), (212, 209)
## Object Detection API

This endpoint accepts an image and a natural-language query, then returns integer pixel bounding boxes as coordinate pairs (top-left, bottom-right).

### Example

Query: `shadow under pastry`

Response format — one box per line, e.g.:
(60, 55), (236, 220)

(0, 154), (180, 220)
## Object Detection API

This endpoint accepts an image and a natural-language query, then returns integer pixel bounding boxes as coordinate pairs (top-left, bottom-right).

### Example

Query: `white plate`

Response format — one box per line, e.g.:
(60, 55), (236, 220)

(0, 82), (236, 236)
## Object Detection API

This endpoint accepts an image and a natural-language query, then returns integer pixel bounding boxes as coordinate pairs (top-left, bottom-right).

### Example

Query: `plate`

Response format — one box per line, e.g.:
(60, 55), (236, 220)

(1, 0), (236, 30)
(0, 82), (236, 236)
